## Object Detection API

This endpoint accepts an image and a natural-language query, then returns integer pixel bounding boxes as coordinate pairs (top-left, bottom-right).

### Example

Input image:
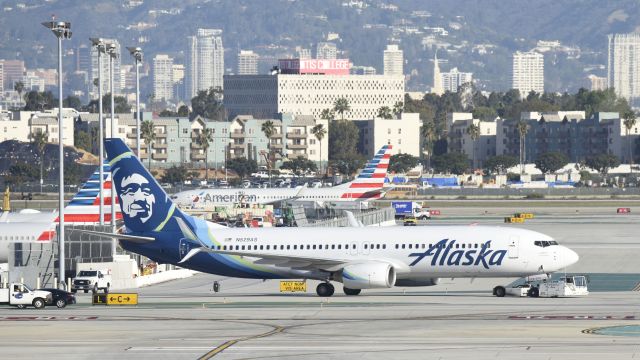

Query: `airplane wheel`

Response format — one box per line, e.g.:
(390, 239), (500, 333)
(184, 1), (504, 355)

(343, 287), (361, 296)
(316, 283), (334, 297)
(529, 287), (539, 298)
(494, 286), (506, 297)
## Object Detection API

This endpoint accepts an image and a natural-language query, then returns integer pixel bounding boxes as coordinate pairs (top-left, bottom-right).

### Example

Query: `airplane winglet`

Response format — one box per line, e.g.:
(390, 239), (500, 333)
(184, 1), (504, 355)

(175, 217), (197, 241)
(345, 211), (364, 227)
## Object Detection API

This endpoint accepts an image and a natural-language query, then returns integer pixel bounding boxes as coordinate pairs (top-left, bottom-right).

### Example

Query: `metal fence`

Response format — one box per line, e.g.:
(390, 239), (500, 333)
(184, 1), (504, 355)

(303, 207), (396, 227)
(416, 187), (640, 197)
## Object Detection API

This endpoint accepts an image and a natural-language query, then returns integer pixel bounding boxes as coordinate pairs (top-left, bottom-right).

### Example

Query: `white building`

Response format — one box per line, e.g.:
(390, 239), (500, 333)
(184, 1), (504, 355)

(152, 54), (174, 101)
(608, 33), (640, 104)
(186, 28), (224, 99)
(441, 67), (473, 93)
(237, 50), (259, 75)
(588, 74), (608, 91)
(447, 112), (496, 168)
(512, 51), (544, 97)
(0, 109), (78, 146)
(91, 39), (122, 99)
(383, 44), (403, 76)
(295, 47), (312, 59)
(432, 53), (444, 95)
(316, 42), (337, 59)
(224, 74), (405, 120)
(356, 113), (421, 158)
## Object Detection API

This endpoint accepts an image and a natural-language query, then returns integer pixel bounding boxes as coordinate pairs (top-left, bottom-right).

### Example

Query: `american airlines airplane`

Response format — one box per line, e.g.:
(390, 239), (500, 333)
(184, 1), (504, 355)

(89, 138), (580, 297)
(0, 164), (123, 262)
(170, 145), (392, 208)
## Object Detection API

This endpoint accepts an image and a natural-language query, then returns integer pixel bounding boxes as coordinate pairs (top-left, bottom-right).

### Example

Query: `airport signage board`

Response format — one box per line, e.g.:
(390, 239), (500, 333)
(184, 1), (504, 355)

(279, 281), (307, 293)
(92, 293), (138, 305)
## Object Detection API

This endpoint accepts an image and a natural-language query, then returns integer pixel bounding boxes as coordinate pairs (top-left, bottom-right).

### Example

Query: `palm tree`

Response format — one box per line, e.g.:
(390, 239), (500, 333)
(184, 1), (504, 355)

(420, 120), (437, 171)
(29, 131), (48, 193)
(320, 108), (335, 122)
(311, 123), (327, 177)
(14, 81), (25, 108)
(141, 120), (156, 170)
(466, 123), (480, 169)
(333, 98), (350, 121)
(195, 127), (215, 183)
(623, 110), (637, 173)
(516, 120), (529, 175)
(393, 101), (404, 118)
(377, 106), (393, 119)
(261, 120), (276, 185)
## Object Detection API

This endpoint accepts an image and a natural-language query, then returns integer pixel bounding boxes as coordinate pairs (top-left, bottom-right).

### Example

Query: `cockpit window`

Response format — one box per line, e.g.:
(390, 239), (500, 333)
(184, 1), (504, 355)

(534, 240), (558, 247)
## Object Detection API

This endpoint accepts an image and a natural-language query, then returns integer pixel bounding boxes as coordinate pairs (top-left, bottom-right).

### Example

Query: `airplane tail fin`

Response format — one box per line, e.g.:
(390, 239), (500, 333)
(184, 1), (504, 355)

(337, 144), (391, 200)
(61, 162), (123, 224)
(104, 138), (186, 234)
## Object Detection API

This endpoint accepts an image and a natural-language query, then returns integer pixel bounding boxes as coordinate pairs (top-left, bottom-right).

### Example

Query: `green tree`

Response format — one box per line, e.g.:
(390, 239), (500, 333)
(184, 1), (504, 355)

(226, 158), (258, 179)
(29, 131), (48, 192)
(320, 108), (335, 122)
(377, 106), (393, 119)
(420, 120), (437, 170)
(484, 155), (519, 175)
(261, 120), (276, 185)
(6, 162), (39, 185)
(432, 153), (469, 174)
(393, 101), (404, 118)
(516, 120), (529, 174)
(328, 119), (359, 161)
(14, 81), (25, 100)
(195, 127), (215, 182)
(177, 105), (190, 117)
(466, 123), (480, 169)
(310, 123), (327, 176)
(333, 97), (350, 121)
(85, 94), (131, 113)
(534, 151), (569, 174)
(23, 91), (55, 111)
(74, 129), (92, 153)
(63, 95), (82, 110)
(330, 156), (365, 176)
(161, 165), (188, 185)
(389, 153), (419, 173)
(280, 156), (318, 176)
(141, 120), (156, 170)
(622, 110), (637, 173)
(586, 154), (620, 176)
(191, 87), (224, 120)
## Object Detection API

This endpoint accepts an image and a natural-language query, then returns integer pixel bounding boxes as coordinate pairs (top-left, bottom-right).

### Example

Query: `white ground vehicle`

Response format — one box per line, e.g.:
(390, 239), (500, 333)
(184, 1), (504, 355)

(496, 275), (589, 298)
(72, 269), (111, 294)
(0, 283), (52, 309)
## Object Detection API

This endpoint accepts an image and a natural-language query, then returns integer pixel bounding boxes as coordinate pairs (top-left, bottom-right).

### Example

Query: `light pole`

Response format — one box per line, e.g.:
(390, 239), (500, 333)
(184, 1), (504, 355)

(127, 47), (143, 158)
(106, 42), (117, 231)
(90, 37), (106, 226)
(42, 20), (71, 289)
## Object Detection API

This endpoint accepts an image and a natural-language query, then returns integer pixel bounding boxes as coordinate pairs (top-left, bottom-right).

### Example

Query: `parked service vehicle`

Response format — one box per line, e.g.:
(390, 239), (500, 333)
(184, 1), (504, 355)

(403, 216), (418, 226)
(0, 283), (52, 309)
(392, 201), (431, 220)
(495, 276), (589, 298)
(39, 288), (76, 308)
(72, 269), (111, 294)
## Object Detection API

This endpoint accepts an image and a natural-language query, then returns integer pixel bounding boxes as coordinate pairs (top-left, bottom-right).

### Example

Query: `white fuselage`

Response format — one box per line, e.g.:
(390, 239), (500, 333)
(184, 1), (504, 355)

(0, 212), (57, 262)
(201, 224), (578, 280)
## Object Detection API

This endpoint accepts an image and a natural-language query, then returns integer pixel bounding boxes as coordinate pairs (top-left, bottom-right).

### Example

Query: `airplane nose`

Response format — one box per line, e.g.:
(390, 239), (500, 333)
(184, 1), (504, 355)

(563, 247), (579, 267)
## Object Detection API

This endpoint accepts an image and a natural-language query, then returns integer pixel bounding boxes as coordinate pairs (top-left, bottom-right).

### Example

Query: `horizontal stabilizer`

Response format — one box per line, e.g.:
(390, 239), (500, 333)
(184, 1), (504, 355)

(72, 229), (155, 243)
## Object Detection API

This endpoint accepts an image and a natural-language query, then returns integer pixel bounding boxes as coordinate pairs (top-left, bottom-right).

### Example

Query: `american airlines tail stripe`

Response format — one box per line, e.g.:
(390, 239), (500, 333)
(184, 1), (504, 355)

(349, 182), (385, 188)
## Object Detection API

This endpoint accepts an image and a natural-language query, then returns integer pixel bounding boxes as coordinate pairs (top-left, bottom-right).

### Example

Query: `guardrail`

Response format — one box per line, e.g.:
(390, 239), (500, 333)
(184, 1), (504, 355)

(303, 207), (395, 227)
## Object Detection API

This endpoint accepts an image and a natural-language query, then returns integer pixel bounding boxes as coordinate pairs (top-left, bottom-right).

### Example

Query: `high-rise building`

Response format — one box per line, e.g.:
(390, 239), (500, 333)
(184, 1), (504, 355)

(432, 53), (444, 95)
(608, 33), (640, 104)
(383, 44), (403, 76)
(351, 66), (377, 75)
(153, 54), (174, 101)
(588, 74), (608, 91)
(90, 39), (122, 98)
(316, 42), (337, 59)
(0, 62), (4, 93)
(76, 44), (91, 74)
(295, 46), (311, 59)
(185, 28), (224, 100)
(172, 64), (185, 101)
(237, 50), (259, 75)
(512, 51), (544, 97)
(441, 67), (473, 93)
(1, 60), (25, 92)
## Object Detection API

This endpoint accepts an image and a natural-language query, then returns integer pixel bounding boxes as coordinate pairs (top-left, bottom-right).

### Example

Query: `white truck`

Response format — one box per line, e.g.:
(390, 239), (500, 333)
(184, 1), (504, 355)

(0, 283), (52, 309)
(392, 201), (431, 220)
(72, 269), (111, 294)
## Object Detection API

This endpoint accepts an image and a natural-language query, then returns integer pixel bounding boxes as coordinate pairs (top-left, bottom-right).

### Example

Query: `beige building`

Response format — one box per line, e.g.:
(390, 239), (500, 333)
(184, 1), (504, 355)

(588, 74), (608, 91)
(224, 74), (404, 120)
(237, 50), (259, 75)
(512, 51), (544, 96)
(608, 33), (640, 104)
(356, 113), (421, 158)
(153, 54), (174, 101)
(383, 44), (403, 76)
(0, 109), (77, 146)
(447, 112), (496, 168)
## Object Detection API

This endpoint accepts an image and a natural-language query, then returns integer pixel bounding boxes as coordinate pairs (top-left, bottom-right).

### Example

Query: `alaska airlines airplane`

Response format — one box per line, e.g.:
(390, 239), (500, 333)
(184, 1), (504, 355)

(97, 138), (579, 297)
(170, 145), (392, 208)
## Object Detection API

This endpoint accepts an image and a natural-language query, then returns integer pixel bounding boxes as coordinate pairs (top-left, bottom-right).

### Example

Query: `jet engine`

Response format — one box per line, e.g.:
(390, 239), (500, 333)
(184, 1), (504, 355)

(340, 262), (396, 289)
(394, 278), (440, 287)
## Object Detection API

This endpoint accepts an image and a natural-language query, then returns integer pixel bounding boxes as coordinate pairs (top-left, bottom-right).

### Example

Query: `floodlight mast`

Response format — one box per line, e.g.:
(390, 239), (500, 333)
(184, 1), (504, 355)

(90, 37), (106, 226)
(42, 20), (71, 289)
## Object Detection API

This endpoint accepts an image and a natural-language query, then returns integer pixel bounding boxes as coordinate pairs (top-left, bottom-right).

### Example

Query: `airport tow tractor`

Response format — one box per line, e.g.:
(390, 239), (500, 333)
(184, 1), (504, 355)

(495, 275), (589, 298)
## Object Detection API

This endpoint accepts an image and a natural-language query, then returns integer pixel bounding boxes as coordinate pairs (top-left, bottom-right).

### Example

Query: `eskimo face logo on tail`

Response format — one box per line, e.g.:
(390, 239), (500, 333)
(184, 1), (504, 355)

(120, 173), (155, 223)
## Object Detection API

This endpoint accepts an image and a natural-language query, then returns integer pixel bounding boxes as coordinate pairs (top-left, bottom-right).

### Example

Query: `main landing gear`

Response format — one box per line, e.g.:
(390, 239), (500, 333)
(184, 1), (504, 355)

(343, 287), (361, 296)
(316, 282), (335, 297)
